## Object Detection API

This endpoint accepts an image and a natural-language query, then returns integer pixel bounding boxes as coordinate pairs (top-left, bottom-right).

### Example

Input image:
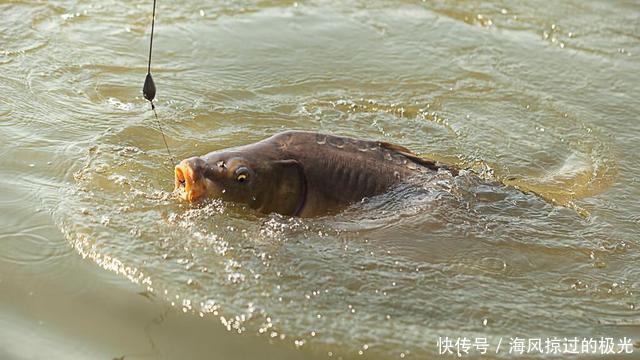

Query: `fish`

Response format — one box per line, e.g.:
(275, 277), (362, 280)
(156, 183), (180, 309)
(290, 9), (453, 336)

(174, 131), (456, 217)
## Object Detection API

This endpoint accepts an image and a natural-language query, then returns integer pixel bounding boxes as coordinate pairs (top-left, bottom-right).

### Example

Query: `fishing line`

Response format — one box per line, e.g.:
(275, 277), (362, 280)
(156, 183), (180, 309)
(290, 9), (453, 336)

(143, 0), (175, 165)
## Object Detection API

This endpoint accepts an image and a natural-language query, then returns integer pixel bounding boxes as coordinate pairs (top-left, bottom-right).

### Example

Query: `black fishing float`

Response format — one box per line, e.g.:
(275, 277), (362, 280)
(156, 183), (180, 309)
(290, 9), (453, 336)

(143, 0), (174, 164)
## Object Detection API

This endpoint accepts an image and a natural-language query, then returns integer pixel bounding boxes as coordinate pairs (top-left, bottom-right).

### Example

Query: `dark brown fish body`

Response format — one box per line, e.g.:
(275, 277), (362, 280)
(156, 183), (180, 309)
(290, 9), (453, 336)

(175, 131), (453, 217)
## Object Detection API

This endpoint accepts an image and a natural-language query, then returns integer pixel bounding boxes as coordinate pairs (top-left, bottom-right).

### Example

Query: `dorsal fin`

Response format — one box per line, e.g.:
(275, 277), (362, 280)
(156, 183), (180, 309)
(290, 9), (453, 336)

(379, 141), (458, 175)
(378, 141), (413, 154)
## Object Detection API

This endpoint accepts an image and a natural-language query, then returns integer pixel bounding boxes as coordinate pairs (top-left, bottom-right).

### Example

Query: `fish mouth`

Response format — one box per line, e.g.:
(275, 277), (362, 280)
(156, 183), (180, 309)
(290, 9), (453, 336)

(174, 161), (208, 202)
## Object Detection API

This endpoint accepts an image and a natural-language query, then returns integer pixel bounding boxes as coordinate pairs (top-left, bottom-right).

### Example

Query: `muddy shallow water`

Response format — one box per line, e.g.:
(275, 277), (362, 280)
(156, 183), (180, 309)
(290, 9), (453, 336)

(1, 0), (639, 359)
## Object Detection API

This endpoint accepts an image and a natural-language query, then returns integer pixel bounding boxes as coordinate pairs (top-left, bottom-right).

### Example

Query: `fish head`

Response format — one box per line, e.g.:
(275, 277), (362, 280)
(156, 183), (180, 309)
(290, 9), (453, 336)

(174, 149), (305, 215)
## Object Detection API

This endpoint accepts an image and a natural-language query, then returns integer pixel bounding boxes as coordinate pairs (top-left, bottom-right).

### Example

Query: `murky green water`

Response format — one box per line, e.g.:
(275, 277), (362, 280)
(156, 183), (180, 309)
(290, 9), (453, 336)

(1, 1), (639, 359)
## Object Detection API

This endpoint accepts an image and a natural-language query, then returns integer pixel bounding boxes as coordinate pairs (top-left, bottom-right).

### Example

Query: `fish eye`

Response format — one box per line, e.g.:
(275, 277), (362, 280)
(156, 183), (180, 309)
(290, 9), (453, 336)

(234, 167), (250, 183)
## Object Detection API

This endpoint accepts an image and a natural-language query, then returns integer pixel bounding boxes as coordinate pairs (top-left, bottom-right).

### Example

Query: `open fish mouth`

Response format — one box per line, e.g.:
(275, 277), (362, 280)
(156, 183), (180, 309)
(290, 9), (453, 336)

(174, 161), (207, 202)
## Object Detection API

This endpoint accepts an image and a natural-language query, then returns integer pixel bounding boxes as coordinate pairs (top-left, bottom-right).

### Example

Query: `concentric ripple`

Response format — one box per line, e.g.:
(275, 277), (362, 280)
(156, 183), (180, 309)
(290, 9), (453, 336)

(1, 0), (637, 358)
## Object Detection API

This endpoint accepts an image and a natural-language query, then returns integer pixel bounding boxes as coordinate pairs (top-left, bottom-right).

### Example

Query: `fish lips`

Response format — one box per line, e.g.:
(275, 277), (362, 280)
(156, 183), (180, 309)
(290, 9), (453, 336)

(175, 160), (234, 202)
(174, 160), (211, 202)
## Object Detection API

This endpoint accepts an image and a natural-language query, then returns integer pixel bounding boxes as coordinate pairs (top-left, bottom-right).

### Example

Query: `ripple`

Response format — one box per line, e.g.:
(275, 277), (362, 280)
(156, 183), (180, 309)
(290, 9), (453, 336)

(475, 257), (507, 274)
(0, 3), (50, 63)
(52, 125), (618, 357)
(0, 232), (61, 264)
(0, 227), (73, 283)
(2, 0), (635, 357)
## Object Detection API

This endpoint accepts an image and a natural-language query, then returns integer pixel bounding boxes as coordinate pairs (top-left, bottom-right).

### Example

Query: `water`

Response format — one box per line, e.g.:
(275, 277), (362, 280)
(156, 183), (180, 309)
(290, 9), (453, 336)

(1, 0), (639, 359)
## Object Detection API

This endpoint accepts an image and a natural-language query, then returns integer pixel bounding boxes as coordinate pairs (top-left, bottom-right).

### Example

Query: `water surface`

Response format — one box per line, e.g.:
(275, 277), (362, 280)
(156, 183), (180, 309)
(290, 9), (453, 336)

(1, 0), (639, 359)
